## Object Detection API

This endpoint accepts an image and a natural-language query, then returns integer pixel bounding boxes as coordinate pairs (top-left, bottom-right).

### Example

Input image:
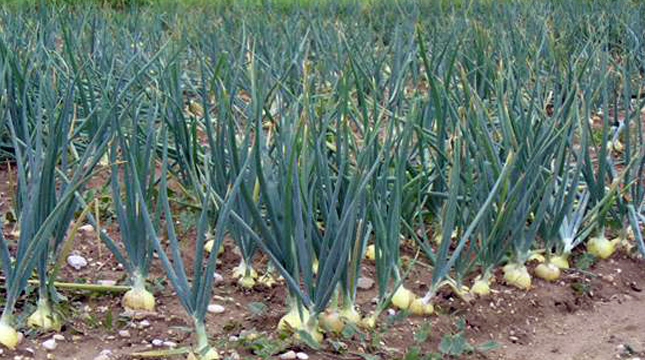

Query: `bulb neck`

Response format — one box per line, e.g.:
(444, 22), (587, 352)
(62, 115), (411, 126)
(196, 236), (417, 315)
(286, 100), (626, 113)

(132, 272), (147, 291)
(194, 319), (209, 352)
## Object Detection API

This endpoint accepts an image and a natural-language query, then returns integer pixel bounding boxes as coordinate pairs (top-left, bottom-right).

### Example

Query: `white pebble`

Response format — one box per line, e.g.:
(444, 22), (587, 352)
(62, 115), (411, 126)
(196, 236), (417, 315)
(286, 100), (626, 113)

(118, 330), (131, 338)
(296, 352), (309, 360)
(163, 341), (177, 348)
(139, 320), (151, 328)
(42, 339), (57, 351)
(67, 255), (88, 270)
(207, 304), (225, 314)
(387, 308), (396, 316)
(79, 224), (94, 234)
(213, 272), (224, 284)
(52, 334), (65, 341)
(279, 351), (297, 360)
(97, 280), (117, 286)
(151, 339), (164, 347)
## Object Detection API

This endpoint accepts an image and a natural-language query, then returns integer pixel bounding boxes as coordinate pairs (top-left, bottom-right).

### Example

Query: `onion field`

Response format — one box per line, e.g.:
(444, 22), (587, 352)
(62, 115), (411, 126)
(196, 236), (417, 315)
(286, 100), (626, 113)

(0, 1), (644, 359)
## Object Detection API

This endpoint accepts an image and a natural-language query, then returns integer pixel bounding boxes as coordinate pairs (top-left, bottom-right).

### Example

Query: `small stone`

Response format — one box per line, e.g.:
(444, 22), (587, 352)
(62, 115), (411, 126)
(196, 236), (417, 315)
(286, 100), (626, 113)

(139, 320), (151, 328)
(213, 272), (224, 283)
(79, 224), (94, 234)
(106, 335), (115, 340)
(509, 336), (519, 343)
(118, 330), (131, 338)
(97, 280), (117, 286)
(387, 308), (396, 316)
(229, 351), (241, 360)
(279, 351), (297, 360)
(52, 334), (65, 341)
(43, 339), (57, 351)
(25, 347), (35, 354)
(357, 277), (374, 290)
(228, 336), (239, 342)
(207, 304), (225, 314)
(163, 341), (177, 348)
(296, 352), (309, 360)
(47, 354), (55, 359)
(151, 339), (164, 347)
(67, 254), (88, 270)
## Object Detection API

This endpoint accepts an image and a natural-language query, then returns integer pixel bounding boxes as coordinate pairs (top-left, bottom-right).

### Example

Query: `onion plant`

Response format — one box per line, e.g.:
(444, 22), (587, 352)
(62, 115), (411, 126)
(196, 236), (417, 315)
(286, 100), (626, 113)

(136, 127), (251, 359)
(107, 114), (160, 312)
(0, 61), (110, 348)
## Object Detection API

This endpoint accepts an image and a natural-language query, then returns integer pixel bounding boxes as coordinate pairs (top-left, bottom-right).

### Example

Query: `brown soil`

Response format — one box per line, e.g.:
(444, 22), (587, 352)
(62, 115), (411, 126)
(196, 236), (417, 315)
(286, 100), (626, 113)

(0, 166), (644, 360)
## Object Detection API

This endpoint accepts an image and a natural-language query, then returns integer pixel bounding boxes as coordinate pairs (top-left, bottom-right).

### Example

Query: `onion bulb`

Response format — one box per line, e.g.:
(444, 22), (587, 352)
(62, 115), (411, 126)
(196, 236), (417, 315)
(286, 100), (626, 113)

(122, 277), (155, 312)
(365, 244), (375, 260)
(232, 261), (258, 288)
(535, 262), (561, 282)
(391, 286), (415, 310)
(319, 310), (344, 333)
(277, 307), (323, 343)
(470, 275), (491, 297)
(587, 235), (616, 259)
(232, 261), (258, 279)
(527, 252), (545, 263)
(238, 276), (256, 288)
(200, 347), (219, 360)
(550, 255), (570, 269)
(27, 300), (61, 330)
(0, 320), (18, 350)
(408, 298), (434, 315)
(339, 305), (361, 324)
(257, 272), (277, 287)
(203, 240), (224, 255)
(503, 263), (531, 290)
(278, 307), (309, 332)
(360, 313), (377, 329)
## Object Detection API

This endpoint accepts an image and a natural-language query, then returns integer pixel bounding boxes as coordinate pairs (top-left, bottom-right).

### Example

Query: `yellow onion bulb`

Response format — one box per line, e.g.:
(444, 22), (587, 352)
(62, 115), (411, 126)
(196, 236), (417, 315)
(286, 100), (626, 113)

(550, 255), (569, 269)
(503, 263), (531, 290)
(470, 275), (491, 297)
(391, 286), (415, 310)
(535, 262), (561, 282)
(122, 286), (155, 311)
(232, 261), (258, 280)
(277, 307), (309, 332)
(365, 244), (376, 260)
(27, 301), (61, 330)
(587, 235), (616, 259)
(258, 272), (277, 287)
(360, 313), (377, 329)
(319, 310), (344, 333)
(527, 252), (545, 263)
(0, 321), (18, 350)
(203, 240), (224, 255)
(200, 347), (220, 360)
(238, 276), (256, 288)
(339, 305), (361, 325)
(408, 298), (434, 315)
